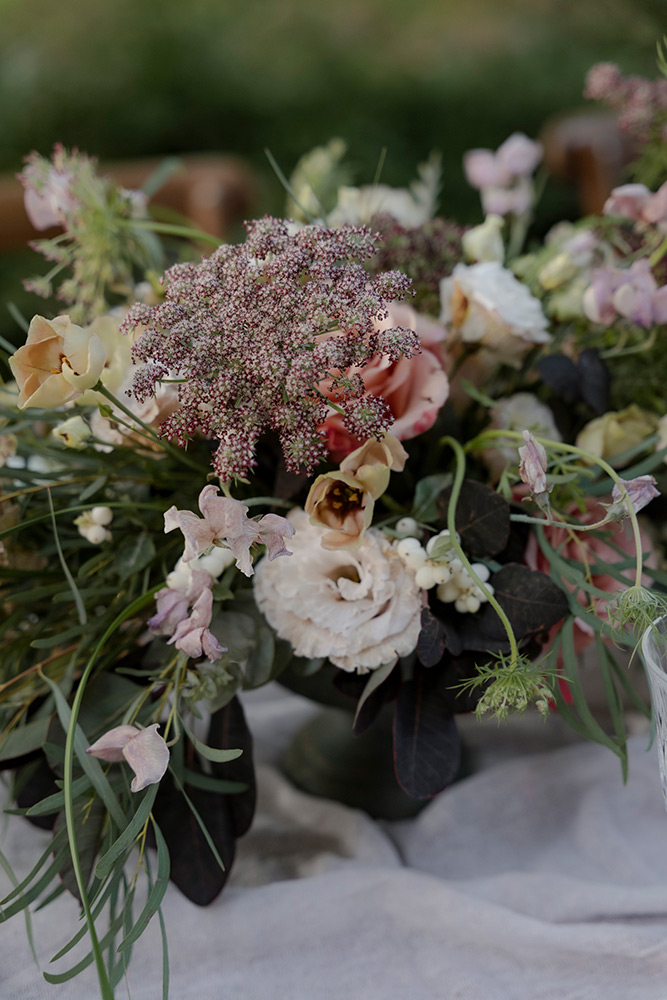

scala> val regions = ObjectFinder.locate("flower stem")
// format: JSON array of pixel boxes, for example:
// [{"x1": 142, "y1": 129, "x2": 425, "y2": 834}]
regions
[{"x1": 440, "y1": 435, "x2": 520, "y2": 664}]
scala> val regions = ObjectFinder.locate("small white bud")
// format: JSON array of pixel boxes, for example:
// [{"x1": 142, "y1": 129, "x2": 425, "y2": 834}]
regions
[
  {"x1": 415, "y1": 565, "x2": 437, "y2": 589},
  {"x1": 455, "y1": 597, "x2": 469, "y2": 614},
  {"x1": 397, "y1": 537, "x2": 424, "y2": 559},
  {"x1": 431, "y1": 564, "x2": 452, "y2": 585},
  {"x1": 90, "y1": 506, "x2": 114, "y2": 526},
  {"x1": 395, "y1": 517, "x2": 419, "y2": 537},
  {"x1": 437, "y1": 581, "x2": 460, "y2": 603},
  {"x1": 85, "y1": 524, "x2": 111, "y2": 545},
  {"x1": 470, "y1": 562, "x2": 490, "y2": 583},
  {"x1": 464, "y1": 594, "x2": 481, "y2": 613}
]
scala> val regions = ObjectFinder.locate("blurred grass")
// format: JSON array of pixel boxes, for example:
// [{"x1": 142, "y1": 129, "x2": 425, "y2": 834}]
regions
[{"x1": 0, "y1": 0, "x2": 663, "y2": 343}]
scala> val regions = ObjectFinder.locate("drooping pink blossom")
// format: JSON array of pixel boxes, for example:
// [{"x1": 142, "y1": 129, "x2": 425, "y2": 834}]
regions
[
  {"x1": 86, "y1": 724, "x2": 170, "y2": 792},
  {"x1": 164, "y1": 485, "x2": 295, "y2": 577},
  {"x1": 583, "y1": 260, "x2": 667, "y2": 329},
  {"x1": 610, "y1": 475, "x2": 660, "y2": 516},
  {"x1": 518, "y1": 430, "x2": 549, "y2": 498},
  {"x1": 168, "y1": 587, "x2": 226, "y2": 661}
]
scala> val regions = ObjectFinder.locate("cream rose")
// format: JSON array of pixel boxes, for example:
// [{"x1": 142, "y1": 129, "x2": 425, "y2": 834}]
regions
[
  {"x1": 439, "y1": 261, "x2": 550, "y2": 367},
  {"x1": 576, "y1": 406, "x2": 658, "y2": 465},
  {"x1": 253, "y1": 510, "x2": 422, "y2": 673},
  {"x1": 9, "y1": 314, "x2": 107, "y2": 409}
]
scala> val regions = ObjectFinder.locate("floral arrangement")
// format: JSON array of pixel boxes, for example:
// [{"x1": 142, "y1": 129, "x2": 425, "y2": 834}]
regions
[{"x1": 3, "y1": 51, "x2": 667, "y2": 997}]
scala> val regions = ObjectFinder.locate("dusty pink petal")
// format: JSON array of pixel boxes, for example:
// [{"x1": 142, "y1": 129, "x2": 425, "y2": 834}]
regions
[
  {"x1": 257, "y1": 513, "x2": 295, "y2": 560},
  {"x1": 518, "y1": 430, "x2": 548, "y2": 495},
  {"x1": 603, "y1": 183, "x2": 651, "y2": 221},
  {"x1": 164, "y1": 506, "x2": 215, "y2": 563},
  {"x1": 148, "y1": 587, "x2": 190, "y2": 635},
  {"x1": 463, "y1": 149, "x2": 504, "y2": 190},
  {"x1": 496, "y1": 133, "x2": 542, "y2": 178},
  {"x1": 122, "y1": 724, "x2": 170, "y2": 793},
  {"x1": 611, "y1": 475, "x2": 659, "y2": 514},
  {"x1": 201, "y1": 628, "x2": 227, "y2": 662},
  {"x1": 86, "y1": 725, "x2": 140, "y2": 763},
  {"x1": 642, "y1": 181, "x2": 667, "y2": 226},
  {"x1": 198, "y1": 486, "x2": 253, "y2": 539}
]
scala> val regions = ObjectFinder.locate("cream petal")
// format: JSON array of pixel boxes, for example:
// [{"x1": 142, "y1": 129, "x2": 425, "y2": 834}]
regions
[
  {"x1": 122, "y1": 724, "x2": 170, "y2": 793},
  {"x1": 86, "y1": 725, "x2": 140, "y2": 763}
]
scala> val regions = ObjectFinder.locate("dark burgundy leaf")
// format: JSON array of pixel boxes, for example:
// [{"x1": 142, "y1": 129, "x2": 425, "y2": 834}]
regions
[
  {"x1": 537, "y1": 354, "x2": 579, "y2": 402},
  {"x1": 151, "y1": 769, "x2": 235, "y2": 906},
  {"x1": 577, "y1": 348, "x2": 610, "y2": 415},
  {"x1": 437, "y1": 480, "x2": 510, "y2": 558},
  {"x1": 393, "y1": 668, "x2": 461, "y2": 798},
  {"x1": 352, "y1": 668, "x2": 400, "y2": 737},
  {"x1": 457, "y1": 563, "x2": 569, "y2": 652},
  {"x1": 332, "y1": 671, "x2": 368, "y2": 701},
  {"x1": 417, "y1": 606, "x2": 447, "y2": 667},
  {"x1": 14, "y1": 758, "x2": 59, "y2": 830},
  {"x1": 208, "y1": 696, "x2": 256, "y2": 838}
]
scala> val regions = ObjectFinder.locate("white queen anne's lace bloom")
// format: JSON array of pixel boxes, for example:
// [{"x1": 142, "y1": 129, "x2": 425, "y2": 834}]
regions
[{"x1": 253, "y1": 510, "x2": 422, "y2": 673}]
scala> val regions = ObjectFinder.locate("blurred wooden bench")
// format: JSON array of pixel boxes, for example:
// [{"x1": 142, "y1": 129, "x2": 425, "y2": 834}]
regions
[
  {"x1": 540, "y1": 111, "x2": 635, "y2": 216},
  {"x1": 0, "y1": 153, "x2": 256, "y2": 251}
]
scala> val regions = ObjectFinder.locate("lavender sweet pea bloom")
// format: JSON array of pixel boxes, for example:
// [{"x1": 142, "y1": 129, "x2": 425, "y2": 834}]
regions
[
  {"x1": 86, "y1": 724, "x2": 170, "y2": 792},
  {"x1": 518, "y1": 430, "x2": 549, "y2": 499},
  {"x1": 610, "y1": 475, "x2": 660, "y2": 516}
]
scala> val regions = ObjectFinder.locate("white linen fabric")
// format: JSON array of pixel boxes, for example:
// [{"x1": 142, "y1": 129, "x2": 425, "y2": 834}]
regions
[{"x1": 2, "y1": 687, "x2": 667, "y2": 1000}]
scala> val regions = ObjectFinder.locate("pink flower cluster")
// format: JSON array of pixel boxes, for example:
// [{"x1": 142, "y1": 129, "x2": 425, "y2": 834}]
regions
[
  {"x1": 125, "y1": 219, "x2": 416, "y2": 481},
  {"x1": 463, "y1": 133, "x2": 542, "y2": 216},
  {"x1": 583, "y1": 260, "x2": 667, "y2": 329},
  {"x1": 585, "y1": 62, "x2": 667, "y2": 142},
  {"x1": 149, "y1": 486, "x2": 294, "y2": 661},
  {"x1": 603, "y1": 182, "x2": 667, "y2": 231}
]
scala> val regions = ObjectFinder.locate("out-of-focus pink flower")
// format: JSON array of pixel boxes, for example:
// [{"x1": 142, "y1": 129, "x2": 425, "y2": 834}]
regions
[
  {"x1": 609, "y1": 475, "x2": 660, "y2": 516},
  {"x1": 86, "y1": 724, "x2": 170, "y2": 793},
  {"x1": 319, "y1": 302, "x2": 449, "y2": 461},
  {"x1": 603, "y1": 183, "x2": 653, "y2": 222},
  {"x1": 524, "y1": 497, "x2": 655, "y2": 656},
  {"x1": 518, "y1": 430, "x2": 549, "y2": 497},
  {"x1": 22, "y1": 164, "x2": 77, "y2": 231},
  {"x1": 464, "y1": 134, "x2": 542, "y2": 190},
  {"x1": 583, "y1": 260, "x2": 667, "y2": 329},
  {"x1": 164, "y1": 485, "x2": 295, "y2": 577}
]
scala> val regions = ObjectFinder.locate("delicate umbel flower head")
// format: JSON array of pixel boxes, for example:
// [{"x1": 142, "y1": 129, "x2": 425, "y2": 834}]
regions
[
  {"x1": 125, "y1": 219, "x2": 415, "y2": 480},
  {"x1": 86, "y1": 724, "x2": 169, "y2": 792}
]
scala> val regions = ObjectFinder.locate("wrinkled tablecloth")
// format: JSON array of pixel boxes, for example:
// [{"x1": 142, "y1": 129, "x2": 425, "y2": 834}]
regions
[{"x1": 2, "y1": 687, "x2": 667, "y2": 1000}]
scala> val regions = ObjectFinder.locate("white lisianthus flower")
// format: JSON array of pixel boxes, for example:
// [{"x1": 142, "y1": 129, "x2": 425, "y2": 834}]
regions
[
  {"x1": 253, "y1": 510, "x2": 422, "y2": 673},
  {"x1": 439, "y1": 262, "x2": 550, "y2": 367}
]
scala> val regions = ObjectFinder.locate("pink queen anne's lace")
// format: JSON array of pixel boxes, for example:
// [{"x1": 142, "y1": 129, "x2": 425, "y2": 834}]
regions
[{"x1": 124, "y1": 218, "x2": 416, "y2": 480}]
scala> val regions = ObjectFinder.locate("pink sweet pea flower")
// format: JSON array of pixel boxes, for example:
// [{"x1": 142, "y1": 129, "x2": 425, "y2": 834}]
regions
[
  {"x1": 86, "y1": 724, "x2": 169, "y2": 792},
  {"x1": 168, "y1": 588, "x2": 226, "y2": 661},
  {"x1": 22, "y1": 164, "x2": 77, "y2": 231},
  {"x1": 610, "y1": 475, "x2": 660, "y2": 516},
  {"x1": 164, "y1": 485, "x2": 294, "y2": 577},
  {"x1": 518, "y1": 430, "x2": 549, "y2": 497}
]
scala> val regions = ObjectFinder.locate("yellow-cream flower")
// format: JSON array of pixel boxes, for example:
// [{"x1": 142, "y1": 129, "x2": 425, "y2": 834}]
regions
[
  {"x1": 9, "y1": 314, "x2": 106, "y2": 409},
  {"x1": 576, "y1": 406, "x2": 658, "y2": 465}
]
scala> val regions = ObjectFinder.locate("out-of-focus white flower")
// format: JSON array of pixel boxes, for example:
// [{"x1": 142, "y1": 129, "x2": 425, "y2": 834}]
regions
[
  {"x1": 462, "y1": 215, "x2": 505, "y2": 263},
  {"x1": 254, "y1": 510, "x2": 422, "y2": 673},
  {"x1": 576, "y1": 406, "x2": 658, "y2": 465},
  {"x1": 52, "y1": 414, "x2": 91, "y2": 450},
  {"x1": 483, "y1": 393, "x2": 560, "y2": 480},
  {"x1": 440, "y1": 262, "x2": 550, "y2": 367},
  {"x1": 86, "y1": 724, "x2": 169, "y2": 792}
]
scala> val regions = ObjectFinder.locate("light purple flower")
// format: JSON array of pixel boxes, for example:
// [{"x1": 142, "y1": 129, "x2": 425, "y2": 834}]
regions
[
  {"x1": 518, "y1": 430, "x2": 549, "y2": 497},
  {"x1": 164, "y1": 485, "x2": 294, "y2": 577},
  {"x1": 168, "y1": 587, "x2": 226, "y2": 661},
  {"x1": 86, "y1": 724, "x2": 169, "y2": 792},
  {"x1": 22, "y1": 164, "x2": 77, "y2": 231},
  {"x1": 481, "y1": 179, "x2": 533, "y2": 218},
  {"x1": 583, "y1": 261, "x2": 667, "y2": 329},
  {"x1": 495, "y1": 133, "x2": 543, "y2": 178},
  {"x1": 464, "y1": 134, "x2": 542, "y2": 192},
  {"x1": 602, "y1": 183, "x2": 652, "y2": 222},
  {"x1": 610, "y1": 475, "x2": 660, "y2": 516},
  {"x1": 463, "y1": 149, "x2": 504, "y2": 190}
]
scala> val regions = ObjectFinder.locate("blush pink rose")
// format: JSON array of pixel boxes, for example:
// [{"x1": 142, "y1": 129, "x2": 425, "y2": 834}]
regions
[
  {"x1": 320, "y1": 302, "x2": 449, "y2": 461},
  {"x1": 523, "y1": 497, "x2": 655, "y2": 658}
]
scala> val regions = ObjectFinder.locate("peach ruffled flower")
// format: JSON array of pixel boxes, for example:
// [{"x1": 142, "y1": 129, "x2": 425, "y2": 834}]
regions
[
  {"x1": 320, "y1": 302, "x2": 449, "y2": 461},
  {"x1": 9, "y1": 314, "x2": 107, "y2": 409}
]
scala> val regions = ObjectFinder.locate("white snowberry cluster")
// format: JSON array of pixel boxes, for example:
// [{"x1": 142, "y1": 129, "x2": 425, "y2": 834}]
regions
[
  {"x1": 74, "y1": 506, "x2": 114, "y2": 544},
  {"x1": 394, "y1": 528, "x2": 494, "y2": 614}
]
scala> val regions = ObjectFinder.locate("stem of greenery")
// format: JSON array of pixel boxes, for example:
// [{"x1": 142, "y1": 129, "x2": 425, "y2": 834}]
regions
[{"x1": 440, "y1": 435, "x2": 520, "y2": 664}]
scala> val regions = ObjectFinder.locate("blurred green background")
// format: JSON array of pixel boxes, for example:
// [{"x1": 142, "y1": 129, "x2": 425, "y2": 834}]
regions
[{"x1": 1, "y1": 0, "x2": 663, "y2": 218}]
